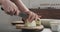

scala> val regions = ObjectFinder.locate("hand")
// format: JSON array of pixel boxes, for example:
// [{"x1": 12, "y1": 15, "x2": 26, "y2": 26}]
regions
[
  {"x1": 24, "y1": 11, "x2": 41, "y2": 22},
  {"x1": 1, "y1": 0, "x2": 20, "y2": 15}
]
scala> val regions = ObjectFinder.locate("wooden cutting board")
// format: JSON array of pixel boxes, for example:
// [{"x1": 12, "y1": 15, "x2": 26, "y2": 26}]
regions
[{"x1": 16, "y1": 24, "x2": 44, "y2": 30}]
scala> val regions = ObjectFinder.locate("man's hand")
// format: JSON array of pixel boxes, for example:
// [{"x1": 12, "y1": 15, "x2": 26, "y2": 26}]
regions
[
  {"x1": 25, "y1": 11, "x2": 41, "y2": 22},
  {"x1": 1, "y1": 0, "x2": 20, "y2": 15}
]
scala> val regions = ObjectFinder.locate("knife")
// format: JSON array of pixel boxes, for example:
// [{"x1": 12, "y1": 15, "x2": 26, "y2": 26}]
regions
[{"x1": 1, "y1": 7, "x2": 28, "y2": 19}]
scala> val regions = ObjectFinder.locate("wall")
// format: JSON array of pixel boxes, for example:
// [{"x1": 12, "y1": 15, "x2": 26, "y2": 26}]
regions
[{"x1": 22, "y1": 0, "x2": 60, "y2": 9}]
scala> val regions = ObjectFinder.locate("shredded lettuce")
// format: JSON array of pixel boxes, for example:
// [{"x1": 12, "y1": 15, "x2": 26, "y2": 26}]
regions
[{"x1": 25, "y1": 18, "x2": 41, "y2": 27}]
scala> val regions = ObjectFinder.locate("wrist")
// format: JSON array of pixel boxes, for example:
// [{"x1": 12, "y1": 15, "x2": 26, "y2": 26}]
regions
[
  {"x1": 24, "y1": 11, "x2": 32, "y2": 14},
  {"x1": 23, "y1": 10, "x2": 30, "y2": 13}
]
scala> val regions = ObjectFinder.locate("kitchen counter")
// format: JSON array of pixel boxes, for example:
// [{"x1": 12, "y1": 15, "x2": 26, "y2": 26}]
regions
[{"x1": 41, "y1": 28, "x2": 52, "y2": 32}]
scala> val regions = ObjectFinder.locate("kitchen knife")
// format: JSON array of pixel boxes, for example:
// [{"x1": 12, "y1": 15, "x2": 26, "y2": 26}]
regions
[{"x1": 1, "y1": 7, "x2": 28, "y2": 18}]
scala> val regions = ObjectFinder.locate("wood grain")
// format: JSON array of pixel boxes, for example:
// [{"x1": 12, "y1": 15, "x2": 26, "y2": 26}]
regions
[{"x1": 30, "y1": 8, "x2": 60, "y2": 19}]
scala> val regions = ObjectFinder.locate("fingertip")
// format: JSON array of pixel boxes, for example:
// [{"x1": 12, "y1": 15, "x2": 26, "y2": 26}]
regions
[{"x1": 15, "y1": 10, "x2": 20, "y2": 16}]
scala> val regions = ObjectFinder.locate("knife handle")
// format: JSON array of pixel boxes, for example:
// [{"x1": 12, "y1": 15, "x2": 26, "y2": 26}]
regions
[{"x1": 19, "y1": 13, "x2": 28, "y2": 18}]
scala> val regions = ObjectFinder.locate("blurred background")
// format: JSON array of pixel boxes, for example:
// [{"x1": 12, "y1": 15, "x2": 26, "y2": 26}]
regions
[{"x1": 0, "y1": 0, "x2": 60, "y2": 32}]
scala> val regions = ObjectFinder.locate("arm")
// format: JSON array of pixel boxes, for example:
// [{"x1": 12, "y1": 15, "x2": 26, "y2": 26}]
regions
[
  {"x1": 11, "y1": 0, "x2": 30, "y2": 13},
  {"x1": 11, "y1": 0, "x2": 41, "y2": 22}
]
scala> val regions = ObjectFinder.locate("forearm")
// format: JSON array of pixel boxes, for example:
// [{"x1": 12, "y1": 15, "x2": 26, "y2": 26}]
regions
[{"x1": 11, "y1": 0, "x2": 30, "y2": 13}]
